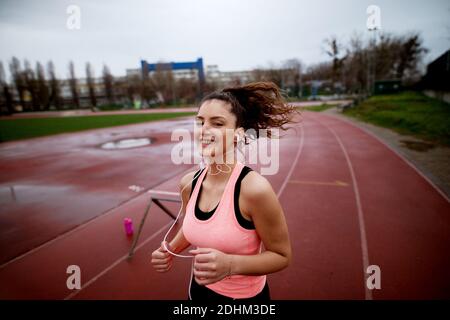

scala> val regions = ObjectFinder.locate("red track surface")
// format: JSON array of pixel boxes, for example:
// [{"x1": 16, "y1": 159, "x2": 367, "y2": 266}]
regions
[{"x1": 0, "y1": 112, "x2": 449, "y2": 299}]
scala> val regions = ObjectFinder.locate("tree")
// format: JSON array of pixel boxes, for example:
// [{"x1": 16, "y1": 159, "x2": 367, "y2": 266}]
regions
[
  {"x1": 251, "y1": 63, "x2": 284, "y2": 89},
  {"x1": 343, "y1": 33, "x2": 369, "y2": 93},
  {"x1": 151, "y1": 63, "x2": 176, "y2": 105},
  {"x1": 140, "y1": 68, "x2": 154, "y2": 107},
  {"x1": 282, "y1": 58, "x2": 303, "y2": 97},
  {"x1": 323, "y1": 35, "x2": 347, "y2": 88},
  {"x1": 23, "y1": 60, "x2": 40, "y2": 111},
  {"x1": 102, "y1": 64, "x2": 115, "y2": 104},
  {"x1": 124, "y1": 74, "x2": 140, "y2": 107},
  {"x1": 68, "y1": 61, "x2": 80, "y2": 108},
  {"x1": 336, "y1": 31, "x2": 428, "y2": 94},
  {"x1": 36, "y1": 62, "x2": 50, "y2": 110},
  {"x1": 304, "y1": 61, "x2": 333, "y2": 81},
  {"x1": 0, "y1": 61, "x2": 14, "y2": 114},
  {"x1": 47, "y1": 61, "x2": 62, "y2": 110},
  {"x1": 395, "y1": 33, "x2": 428, "y2": 83},
  {"x1": 9, "y1": 57, "x2": 26, "y2": 110},
  {"x1": 176, "y1": 77, "x2": 198, "y2": 104},
  {"x1": 85, "y1": 62, "x2": 97, "y2": 108},
  {"x1": 372, "y1": 33, "x2": 397, "y2": 81}
]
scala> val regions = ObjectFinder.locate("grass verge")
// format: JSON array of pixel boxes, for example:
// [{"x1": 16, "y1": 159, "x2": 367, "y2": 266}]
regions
[
  {"x1": 0, "y1": 112, "x2": 196, "y2": 142},
  {"x1": 343, "y1": 91, "x2": 450, "y2": 146}
]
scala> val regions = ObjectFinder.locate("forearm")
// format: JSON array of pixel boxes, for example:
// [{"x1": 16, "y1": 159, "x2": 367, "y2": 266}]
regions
[
  {"x1": 168, "y1": 228, "x2": 191, "y2": 254},
  {"x1": 229, "y1": 250, "x2": 290, "y2": 276}
]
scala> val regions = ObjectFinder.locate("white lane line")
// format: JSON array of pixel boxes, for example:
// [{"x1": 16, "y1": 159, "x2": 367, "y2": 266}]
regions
[
  {"x1": 277, "y1": 124, "x2": 305, "y2": 198},
  {"x1": 64, "y1": 221, "x2": 172, "y2": 300},
  {"x1": 314, "y1": 116, "x2": 373, "y2": 300},
  {"x1": 322, "y1": 112, "x2": 450, "y2": 203}
]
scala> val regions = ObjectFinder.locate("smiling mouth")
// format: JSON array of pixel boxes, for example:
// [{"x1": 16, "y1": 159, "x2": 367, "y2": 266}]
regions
[{"x1": 201, "y1": 136, "x2": 216, "y2": 147}]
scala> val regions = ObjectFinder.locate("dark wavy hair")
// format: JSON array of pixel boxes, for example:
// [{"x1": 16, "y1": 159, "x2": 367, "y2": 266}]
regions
[{"x1": 199, "y1": 81, "x2": 300, "y2": 142}]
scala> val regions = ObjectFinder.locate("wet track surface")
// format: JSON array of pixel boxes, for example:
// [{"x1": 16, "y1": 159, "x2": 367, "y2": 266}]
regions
[{"x1": 0, "y1": 112, "x2": 449, "y2": 299}]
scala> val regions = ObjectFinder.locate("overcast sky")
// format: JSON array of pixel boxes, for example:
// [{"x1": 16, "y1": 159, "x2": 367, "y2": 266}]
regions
[{"x1": 0, "y1": 0, "x2": 449, "y2": 80}]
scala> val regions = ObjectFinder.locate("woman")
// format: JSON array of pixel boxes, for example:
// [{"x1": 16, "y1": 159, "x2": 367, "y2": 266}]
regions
[{"x1": 151, "y1": 81, "x2": 298, "y2": 301}]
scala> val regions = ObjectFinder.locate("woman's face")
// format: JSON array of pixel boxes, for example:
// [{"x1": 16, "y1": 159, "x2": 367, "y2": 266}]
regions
[{"x1": 195, "y1": 99, "x2": 240, "y2": 164}]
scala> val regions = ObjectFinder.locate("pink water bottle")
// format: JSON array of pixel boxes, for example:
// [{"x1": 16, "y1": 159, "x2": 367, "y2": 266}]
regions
[{"x1": 124, "y1": 218, "x2": 133, "y2": 236}]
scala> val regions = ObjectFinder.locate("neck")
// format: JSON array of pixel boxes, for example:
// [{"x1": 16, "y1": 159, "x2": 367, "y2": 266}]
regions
[{"x1": 205, "y1": 157, "x2": 238, "y2": 183}]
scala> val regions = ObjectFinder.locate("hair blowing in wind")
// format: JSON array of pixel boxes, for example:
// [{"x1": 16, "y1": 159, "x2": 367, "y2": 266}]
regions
[{"x1": 200, "y1": 81, "x2": 301, "y2": 140}]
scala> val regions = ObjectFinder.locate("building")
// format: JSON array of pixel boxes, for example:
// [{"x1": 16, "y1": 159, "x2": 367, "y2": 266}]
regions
[
  {"x1": 422, "y1": 49, "x2": 450, "y2": 103},
  {"x1": 206, "y1": 65, "x2": 254, "y2": 87}
]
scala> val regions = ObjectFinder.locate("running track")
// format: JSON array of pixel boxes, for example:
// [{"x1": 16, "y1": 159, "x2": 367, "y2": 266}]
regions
[{"x1": 0, "y1": 111, "x2": 449, "y2": 299}]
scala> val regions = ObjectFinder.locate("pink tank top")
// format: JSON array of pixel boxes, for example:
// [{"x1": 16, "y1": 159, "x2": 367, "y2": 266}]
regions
[{"x1": 182, "y1": 162, "x2": 266, "y2": 299}]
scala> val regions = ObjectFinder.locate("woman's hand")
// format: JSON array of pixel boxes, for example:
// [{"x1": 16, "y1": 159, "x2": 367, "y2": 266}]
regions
[
  {"x1": 151, "y1": 241, "x2": 173, "y2": 273},
  {"x1": 189, "y1": 248, "x2": 233, "y2": 285}
]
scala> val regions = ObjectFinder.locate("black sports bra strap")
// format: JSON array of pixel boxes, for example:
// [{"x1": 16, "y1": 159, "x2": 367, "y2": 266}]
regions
[
  {"x1": 189, "y1": 168, "x2": 204, "y2": 199},
  {"x1": 234, "y1": 166, "x2": 255, "y2": 230}
]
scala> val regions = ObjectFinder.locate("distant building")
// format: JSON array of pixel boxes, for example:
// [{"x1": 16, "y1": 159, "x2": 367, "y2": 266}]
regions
[
  {"x1": 126, "y1": 67, "x2": 198, "y2": 81},
  {"x1": 206, "y1": 65, "x2": 254, "y2": 86},
  {"x1": 127, "y1": 62, "x2": 255, "y2": 88},
  {"x1": 422, "y1": 49, "x2": 450, "y2": 103}
]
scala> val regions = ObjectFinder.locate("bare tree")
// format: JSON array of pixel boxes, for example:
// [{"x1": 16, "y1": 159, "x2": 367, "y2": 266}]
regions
[
  {"x1": 140, "y1": 72, "x2": 155, "y2": 107},
  {"x1": 0, "y1": 61, "x2": 14, "y2": 114},
  {"x1": 304, "y1": 61, "x2": 333, "y2": 81},
  {"x1": 338, "y1": 31, "x2": 428, "y2": 93},
  {"x1": 68, "y1": 61, "x2": 80, "y2": 108},
  {"x1": 124, "y1": 74, "x2": 140, "y2": 107},
  {"x1": 9, "y1": 57, "x2": 26, "y2": 110},
  {"x1": 251, "y1": 64, "x2": 284, "y2": 89},
  {"x1": 202, "y1": 79, "x2": 219, "y2": 96},
  {"x1": 23, "y1": 60, "x2": 40, "y2": 111},
  {"x1": 323, "y1": 35, "x2": 347, "y2": 88},
  {"x1": 36, "y1": 62, "x2": 50, "y2": 110},
  {"x1": 176, "y1": 77, "x2": 198, "y2": 104},
  {"x1": 85, "y1": 62, "x2": 97, "y2": 108},
  {"x1": 282, "y1": 58, "x2": 303, "y2": 97},
  {"x1": 102, "y1": 64, "x2": 115, "y2": 104},
  {"x1": 47, "y1": 61, "x2": 62, "y2": 110},
  {"x1": 395, "y1": 33, "x2": 428, "y2": 83},
  {"x1": 343, "y1": 33, "x2": 369, "y2": 93},
  {"x1": 252, "y1": 68, "x2": 269, "y2": 82},
  {"x1": 151, "y1": 63, "x2": 176, "y2": 105},
  {"x1": 372, "y1": 33, "x2": 396, "y2": 81}
]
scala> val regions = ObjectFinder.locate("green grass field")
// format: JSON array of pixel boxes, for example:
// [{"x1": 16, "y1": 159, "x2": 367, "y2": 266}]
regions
[
  {"x1": 0, "y1": 112, "x2": 196, "y2": 142},
  {"x1": 344, "y1": 91, "x2": 450, "y2": 146}
]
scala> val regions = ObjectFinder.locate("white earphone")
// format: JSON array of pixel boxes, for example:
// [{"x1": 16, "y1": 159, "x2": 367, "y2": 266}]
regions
[{"x1": 161, "y1": 149, "x2": 237, "y2": 258}]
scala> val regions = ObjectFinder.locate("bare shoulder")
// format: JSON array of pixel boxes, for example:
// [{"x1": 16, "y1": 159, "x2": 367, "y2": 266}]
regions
[
  {"x1": 179, "y1": 170, "x2": 197, "y2": 189},
  {"x1": 179, "y1": 170, "x2": 198, "y2": 199},
  {"x1": 240, "y1": 169, "x2": 275, "y2": 201}
]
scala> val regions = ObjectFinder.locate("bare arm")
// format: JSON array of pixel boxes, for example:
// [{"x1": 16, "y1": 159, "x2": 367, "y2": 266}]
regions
[
  {"x1": 151, "y1": 170, "x2": 196, "y2": 272},
  {"x1": 229, "y1": 172, "x2": 292, "y2": 275},
  {"x1": 166, "y1": 170, "x2": 196, "y2": 254}
]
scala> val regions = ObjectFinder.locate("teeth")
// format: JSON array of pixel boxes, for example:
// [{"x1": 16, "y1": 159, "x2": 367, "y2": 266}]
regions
[{"x1": 201, "y1": 137, "x2": 215, "y2": 144}]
